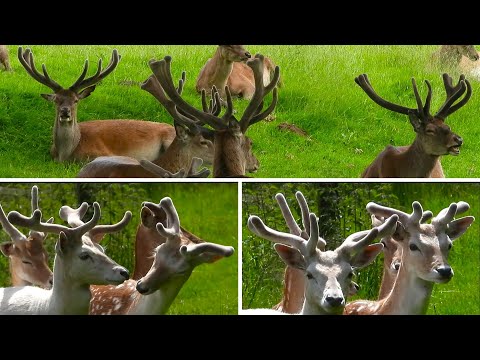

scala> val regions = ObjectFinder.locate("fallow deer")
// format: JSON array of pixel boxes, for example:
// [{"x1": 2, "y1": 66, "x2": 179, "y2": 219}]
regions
[
  {"x1": 196, "y1": 45, "x2": 279, "y2": 100},
  {"x1": 241, "y1": 191, "x2": 398, "y2": 315},
  {"x1": 89, "y1": 197, "x2": 235, "y2": 315},
  {"x1": 0, "y1": 202, "x2": 130, "y2": 314},
  {"x1": 0, "y1": 186, "x2": 53, "y2": 289},
  {"x1": 0, "y1": 45, "x2": 11, "y2": 71},
  {"x1": 18, "y1": 47, "x2": 177, "y2": 163},
  {"x1": 344, "y1": 201, "x2": 474, "y2": 315},
  {"x1": 357, "y1": 73, "x2": 471, "y2": 177},
  {"x1": 75, "y1": 72, "x2": 214, "y2": 178},
  {"x1": 151, "y1": 54, "x2": 279, "y2": 177}
]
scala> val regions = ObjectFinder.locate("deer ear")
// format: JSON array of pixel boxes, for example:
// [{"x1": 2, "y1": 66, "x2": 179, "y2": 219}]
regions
[
  {"x1": 274, "y1": 244, "x2": 306, "y2": 271},
  {"x1": 78, "y1": 85, "x2": 96, "y2": 99},
  {"x1": 408, "y1": 111, "x2": 422, "y2": 132},
  {"x1": 0, "y1": 242, "x2": 14, "y2": 256},
  {"x1": 41, "y1": 93, "x2": 55, "y2": 102},
  {"x1": 55, "y1": 232, "x2": 69, "y2": 255},
  {"x1": 140, "y1": 206, "x2": 156, "y2": 228},
  {"x1": 175, "y1": 125, "x2": 189, "y2": 141},
  {"x1": 447, "y1": 216, "x2": 475, "y2": 240},
  {"x1": 392, "y1": 222, "x2": 408, "y2": 242},
  {"x1": 350, "y1": 243, "x2": 384, "y2": 268}
]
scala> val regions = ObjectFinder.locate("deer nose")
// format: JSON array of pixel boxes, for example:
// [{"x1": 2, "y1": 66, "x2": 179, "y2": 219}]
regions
[
  {"x1": 436, "y1": 266, "x2": 453, "y2": 279},
  {"x1": 325, "y1": 296, "x2": 344, "y2": 307},
  {"x1": 454, "y1": 135, "x2": 463, "y2": 145},
  {"x1": 49, "y1": 277, "x2": 54, "y2": 286},
  {"x1": 475, "y1": 54, "x2": 480, "y2": 61},
  {"x1": 114, "y1": 266, "x2": 129, "y2": 280},
  {"x1": 245, "y1": 52, "x2": 251, "y2": 58},
  {"x1": 136, "y1": 280, "x2": 149, "y2": 294}
]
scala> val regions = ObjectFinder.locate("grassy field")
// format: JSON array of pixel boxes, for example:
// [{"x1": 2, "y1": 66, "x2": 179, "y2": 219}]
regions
[
  {"x1": 0, "y1": 182, "x2": 237, "y2": 314},
  {"x1": 242, "y1": 182, "x2": 480, "y2": 315},
  {"x1": 1, "y1": 45, "x2": 478, "y2": 177}
]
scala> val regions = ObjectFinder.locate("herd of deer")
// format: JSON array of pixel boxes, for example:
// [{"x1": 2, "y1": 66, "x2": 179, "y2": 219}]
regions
[
  {"x1": 1, "y1": 44, "x2": 479, "y2": 177},
  {"x1": 0, "y1": 185, "x2": 234, "y2": 314},
  {"x1": 242, "y1": 191, "x2": 474, "y2": 315}
]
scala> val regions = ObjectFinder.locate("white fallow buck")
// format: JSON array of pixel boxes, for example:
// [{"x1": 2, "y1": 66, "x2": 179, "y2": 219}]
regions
[
  {"x1": 344, "y1": 201, "x2": 474, "y2": 315},
  {"x1": 0, "y1": 185, "x2": 53, "y2": 289},
  {"x1": 241, "y1": 191, "x2": 398, "y2": 315},
  {"x1": 17, "y1": 47, "x2": 178, "y2": 163},
  {"x1": 357, "y1": 73, "x2": 471, "y2": 178},
  {"x1": 85, "y1": 197, "x2": 234, "y2": 314},
  {"x1": 0, "y1": 202, "x2": 131, "y2": 314}
]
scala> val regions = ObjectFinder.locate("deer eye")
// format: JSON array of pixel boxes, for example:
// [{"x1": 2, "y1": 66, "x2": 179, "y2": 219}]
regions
[
  {"x1": 200, "y1": 140, "x2": 209, "y2": 146},
  {"x1": 78, "y1": 253, "x2": 91, "y2": 261},
  {"x1": 22, "y1": 260, "x2": 33, "y2": 265},
  {"x1": 347, "y1": 271, "x2": 354, "y2": 279},
  {"x1": 409, "y1": 243, "x2": 419, "y2": 251},
  {"x1": 306, "y1": 273, "x2": 313, "y2": 280}
]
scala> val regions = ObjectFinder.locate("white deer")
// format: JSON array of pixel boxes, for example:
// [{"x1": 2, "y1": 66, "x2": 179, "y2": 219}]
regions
[
  {"x1": 0, "y1": 202, "x2": 131, "y2": 315},
  {"x1": 241, "y1": 191, "x2": 398, "y2": 315}
]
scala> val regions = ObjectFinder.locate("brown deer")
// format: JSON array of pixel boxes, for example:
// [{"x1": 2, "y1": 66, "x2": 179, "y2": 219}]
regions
[
  {"x1": 152, "y1": 54, "x2": 280, "y2": 177},
  {"x1": 18, "y1": 47, "x2": 177, "y2": 163},
  {"x1": 196, "y1": 45, "x2": 279, "y2": 100},
  {"x1": 433, "y1": 45, "x2": 480, "y2": 75},
  {"x1": 344, "y1": 201, "x2": 474, "y2": 315},
  {"x1": 76, "y1": 72, "x2": 214, "y2": 178},
  {"x1": 0, "y1": 45, "x2": 11, "y2": 71},
  {"x1": 357, "y1": 73, "x2": 471, "y2": 178},
  {"x1": 0, "y1": 185, "x2": 53, "y2": 289}
]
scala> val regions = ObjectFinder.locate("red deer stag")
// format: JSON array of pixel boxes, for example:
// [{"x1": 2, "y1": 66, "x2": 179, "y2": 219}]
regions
[
  {"x1": 196, "y1": 45, "x2": 279, "y2": 100},
  {"x1": 357, "y1": 73, "x2": 471, "y2": 177},
  {"x1": 152, "y1": 54, "x2": 280, "y2": 177},
  {"x1": 18, "y1": 47, "x2": 177, "y2": 162}
]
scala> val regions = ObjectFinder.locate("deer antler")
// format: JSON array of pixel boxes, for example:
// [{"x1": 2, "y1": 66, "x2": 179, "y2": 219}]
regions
[
  {"x1": 28, "y1": 185, "x2": 54, "y2": 241},
  {"x1": 187, "y1": 158, "x2": 210, "y2": 178},
  {"x1": 0, "y1": 204, "x2": 26, "y2": 243},
  {"x1": 435, "y1": 74, "x2": 472, "y2": 119},
  {"x1": 155, "y1": 197, "x2": 182, "y2": 247},
  {"x1": 17, "y1": 47, "x2": 63, "y2": 92},
  {"x1": 139, "y1": 160, "x2": 187, "y2": 178}
]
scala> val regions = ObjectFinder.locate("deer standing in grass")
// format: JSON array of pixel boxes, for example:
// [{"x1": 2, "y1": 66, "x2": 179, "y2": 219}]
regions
[
  {"x1": 0, "y1": 45, "x2": 11, "y2": 71},
  {"x1": 0, "y1": 202, "x2": 130, "y2": 314},
  {"x1": 344, "y1": 201, "x2": 474, "y2": 315},
  {"x1": 357, "y1": 73, "x2": 471, "y2": 178},
  {"x1": 76, "y1": 70, "x2": 214, "y2": 178},
  {"x1": 152, "y1": 54, "x2": 279, "y2": 177},
  {"x1": 242, "y1": 191, "x2": 398, "y2": 315},
  {"x1": 18, "y1": 47, "x2": 178, "y2": 163},
  {"x1": 0, "y1": 186, "x2": 53, "y2": 289},
  {"x1": 89, "y1": 197, "x2": 234, "y2": 315},
  {"x1": 196, "y1": 45, "x2": 279, "y2": 100}
]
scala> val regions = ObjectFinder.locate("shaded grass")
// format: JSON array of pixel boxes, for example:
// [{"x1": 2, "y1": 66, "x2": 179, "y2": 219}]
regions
[{"x1": 1, "y1": 45, "x2": 479, "y2": 177}]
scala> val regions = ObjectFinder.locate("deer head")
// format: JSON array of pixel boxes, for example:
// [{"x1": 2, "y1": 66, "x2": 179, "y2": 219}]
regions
[
  {"x1": 440, "y1": 45, "x2": 479, "y2": 63},
  {"x1": 136, "y1": 197, "x2": 235, "y2": 295},
  {"x1": 8, "y1": 202, "x2": 130, "y2": 286},
  {"x1": 366, "y1": 201, "x2": 474, "y2": 284},
  {"x1": 356, "y1": 73, "x2": 471, "y2": 157},
  {"x1": 147, "y1": 54, "x2": 279, "y2": 177},
  {"x1": 218, "y1": 45, "x2": 252, "y2": 62},
  {"x1": 18, "y1": 47, "x2": 120, "y2": 126},
  {"x1": 247, "y1": 192, "x2": 398, "y2": 314},
  {"x1": 0, "y1": 186, "x2": 53, "y2": 289}
]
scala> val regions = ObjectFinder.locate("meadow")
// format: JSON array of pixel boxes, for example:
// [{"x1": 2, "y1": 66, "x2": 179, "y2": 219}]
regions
[
  {"x1": 1, "y1": 45, "x2": 478, "y2": 178},
  {"x1": 242, "y1": 182, "x2": 480, "y2": 315},
  {"x1": 0, "y1": 182, "x2": 238, "y2": 314}
]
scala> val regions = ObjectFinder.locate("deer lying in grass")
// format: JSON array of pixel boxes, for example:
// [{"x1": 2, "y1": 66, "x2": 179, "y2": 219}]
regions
[
  {"x1": 0, "y1": 45, "x2": 11, "y2": 71},
  {"x1": 0, "y1": 186, "x2": 53, "y2": 289},
  {"x1": 18, "y1": 47, "x2": 177, "y2": 162},
  {"x1": 89, "y1": 197, "x2": 234, "y2": 315},
  {"x1": 357, "y1": 73, "x2": 471, "y2": 177},
  {"x1": 241, "y1": 191, "x2": 398, "y2": 315},
  {"x1": 196, "y1": 45, "x2": 279, "y2": 100},
  {"x1": 0, "y1": 202, "x2": 130, "y2": 314},
  {"x1": 344, "y1": 201, "x2": 474, "y2": 315},
  {"x1": 76, "y1": 71, "x2": 214, "y2": 178},
  {"x1": 433, "y1": 45, "x2": 480, "y2": 78},
  {"x1": 151, "y1": 54, "x2": 280, "y2": 177}
]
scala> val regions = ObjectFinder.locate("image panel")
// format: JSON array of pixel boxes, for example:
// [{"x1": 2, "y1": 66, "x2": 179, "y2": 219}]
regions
[
  {"x1": 242, "y1": 182, "x2": 479, "y2": 315},
  {"x1": 0, "y1": 182, "x2": 237, "y2": 314}
]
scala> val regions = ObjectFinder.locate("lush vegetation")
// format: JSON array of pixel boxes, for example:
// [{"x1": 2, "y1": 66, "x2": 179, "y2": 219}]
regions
[
  {"x1": 0, "y1": 183, "x2": 237, "y2": 314},
  {"x1": 242, "y1": 183, "x2": 480, "y2": 314},
  {"x1": 1, "y1": 45, "x2": 478, "y2": 177}
]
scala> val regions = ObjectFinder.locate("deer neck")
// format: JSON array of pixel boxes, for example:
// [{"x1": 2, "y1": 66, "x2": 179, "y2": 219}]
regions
[
  {"x1": 50, "y1": 257, "x2": 91, "y2": 314},
  {"x1": 278, "y1": 267, "x2": 306, "y2": 313},
  {"x1": 133, "y1": 225, "x2": 165, "y2": 280},
  {"x1": 208, "y1": 49, "x2": 234, "y2": 90},
  {"x1": 377, "y1": 258, "x2": 395, "y2": 300},
  {"x1": 153, "y1": 138, "x2": 192, "y2": 172},
  {"x1": 53, "y1": 108, "x2": 81, "y2": 162},
  {"x1": 128, "y1": 273, "x2": 192, "y2": 315},
  {"x1": 379, "y1": 260, "x2": 434, "y2": 315},
  {"x1": 9, "y1": 261, "x2": 31, "y2": 287},
  {"x1": 403, "y1": 138, "x2": 441, "y2": 177},
  {"x1": 213, "y1": 131, "x2": 246, "y2": 177}
]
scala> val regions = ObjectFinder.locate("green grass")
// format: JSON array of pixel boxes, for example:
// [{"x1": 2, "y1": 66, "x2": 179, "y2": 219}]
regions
[
  {"x1": 1, "y1": 45, "x2": 478, "y2": 177},
  {"x1": 242, "y1": 183, "x2": 480, "y2": 315},
  {"x1": 0, "y1": 183, "x2": 237, "y2": 314}
]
